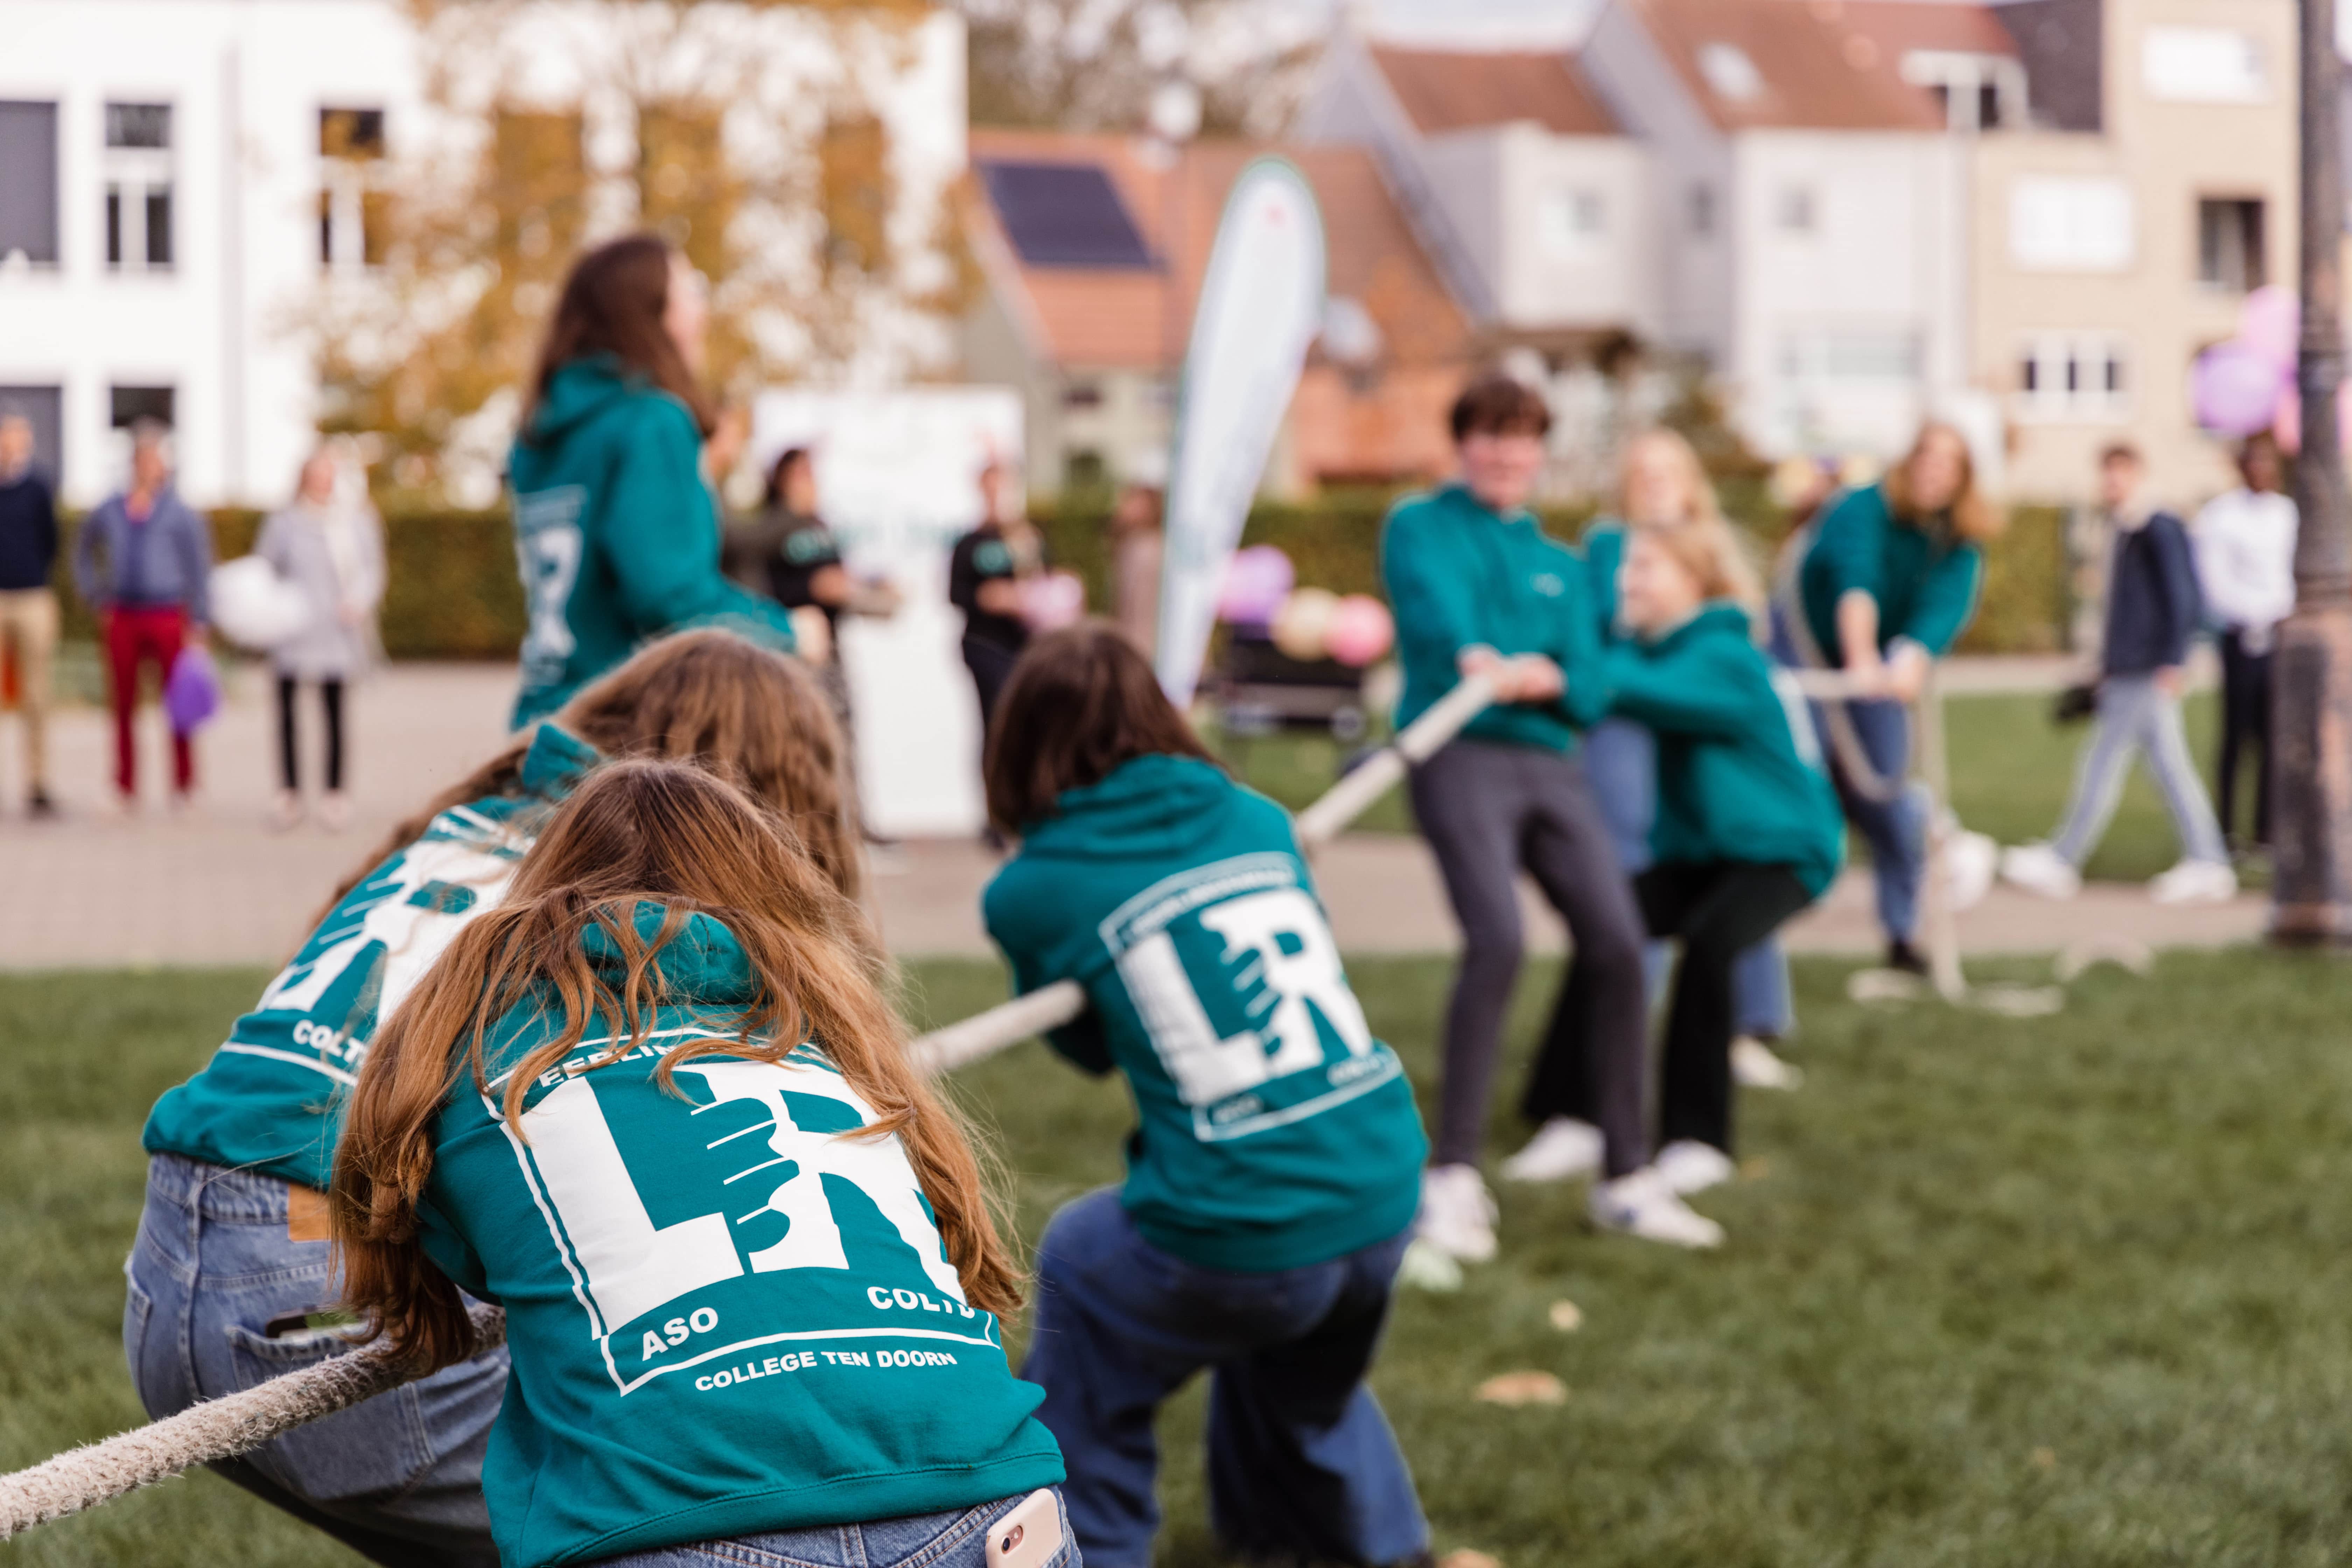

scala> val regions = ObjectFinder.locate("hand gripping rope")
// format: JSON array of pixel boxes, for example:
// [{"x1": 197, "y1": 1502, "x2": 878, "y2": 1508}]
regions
[{"x1": 0, "y1": 673, "x2": 1501, "y2": 1539}]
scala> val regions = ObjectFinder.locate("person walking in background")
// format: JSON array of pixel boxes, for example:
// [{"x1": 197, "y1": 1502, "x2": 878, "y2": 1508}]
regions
[
  {"x1": 1785, "y1": 421, "x2": 1998, "y2": 974},
  {"x1": 75, "y1": 422, "x2": 212, "y2": 808},
  {"x1": 949, "y1": 458, "x2": 1044, "y2": 732},
  {"x1": 2194, "y1": 434, "x2": 2296, "y2": 853},
  {"x1": 1105, "y1": 481, "x2": 1163, "y2": 656},
  {"x1": 1513, "y1": 432, "x2": 1797, "y2": 1197},
  {"x1": 257, "y1": 445, "x2": 384, "y2": 833},
  {"x1": 1383, "y1": 374, "x2": 1716, "y2": 1258},
  {"x1": 1590, "y1": 520, "x2": 1842, "y2": 1204},
  {"x1": 0, "y1": 413, "x2": 60, "y2": 816},
  {"x1": 506, "y1": 233, "x2": 797, "y2": 728},
  {"x1": 2002, "y1": 444, "x2": 2235, "y2": 905}
]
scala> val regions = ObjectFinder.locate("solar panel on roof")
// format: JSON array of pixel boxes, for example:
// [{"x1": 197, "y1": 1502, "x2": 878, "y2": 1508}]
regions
[{"x1": 978, "y1": 159, "x2": 1156, "y2": 270}]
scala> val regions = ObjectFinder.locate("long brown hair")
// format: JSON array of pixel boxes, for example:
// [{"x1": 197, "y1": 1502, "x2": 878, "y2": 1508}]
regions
[
  {"x1": 522, "y1": 233, "x2": 713, "y2": 438},
  {"x1": 983, "y1": 622, "x2": 1218, "y2": 834},
  {"x1": 332, "y1": 760, "x2": 1021, "y2": 1372},
  {"x1": 326, "y1": 630, "x2": 862, "y2": 917},
  {"x1": 1884, "y1": 420, "x2": 2003, "y2": 543}
]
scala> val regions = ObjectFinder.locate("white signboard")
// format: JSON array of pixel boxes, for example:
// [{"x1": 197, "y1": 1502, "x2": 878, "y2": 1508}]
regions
[
  {"x1": 1156, "y1": 158, "x2": 1328, "y2": 706},
  {"x1": 748, "y1": 388, "x2": 1023, "y2": 839}
]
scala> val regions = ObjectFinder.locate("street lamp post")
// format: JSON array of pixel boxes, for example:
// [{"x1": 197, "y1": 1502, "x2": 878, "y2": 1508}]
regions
[{"x1": 2274, "y1": 0, "x2": 2352, "y2": 943}]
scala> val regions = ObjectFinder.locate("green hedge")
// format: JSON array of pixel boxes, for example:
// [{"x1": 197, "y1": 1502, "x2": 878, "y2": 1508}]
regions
[{"x1": 48, "y1": 496, "x2": 2072, "y2": 661}]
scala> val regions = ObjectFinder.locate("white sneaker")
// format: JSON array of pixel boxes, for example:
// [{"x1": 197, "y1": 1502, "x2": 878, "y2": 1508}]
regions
[
  {"x1": 1589, "y1": 1167, "x2": 1723, "y2": 1248},
  {"x1": 2000, "y1": 841, "x2": 2081, "y2": 899},
  {"x1": 1653, "y1": 1139, "x2": 1737, "y2": 1195},
  {"x1": 1415, "y1": 1163, "x2": 1499, "y2": 1263},
  {"x1": 1731, "y1": 1035, "x2": 1803, "y2": 1090},
  {"x1": 1499, "y1": 1117, "x2": 1604, "y2": 1184},
  {"x1": 2149, "y1": 859, "x2": 2236, "y2": 905},
  {"x1": 1944, "y1": 827, "x2": 1999, "y2": 911}
]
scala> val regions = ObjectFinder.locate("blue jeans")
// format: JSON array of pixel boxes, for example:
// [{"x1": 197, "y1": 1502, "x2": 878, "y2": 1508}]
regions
[
  {"x1": 589, "y1": 1491, "x2": 1078, "y2": 1568},
  {"x1": 122, "y1": 1154, "x2": 509, "y2": 1567},
  {"x1": 1582, "y1": 716, "x2": 1793, "y2": 1038},
  {"x1": 1769, "y1": 614, "x2": 1927, "y2": 944},
  {"x1": 2051, "y1": 674, "x2": 2229, "y2": 868},
  {"x1": 1024, "y1": 1189, "x2": 1426, "y2": 1568}
]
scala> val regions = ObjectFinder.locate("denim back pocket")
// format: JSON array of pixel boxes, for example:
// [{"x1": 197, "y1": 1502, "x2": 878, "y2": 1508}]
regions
[{"x1": 223, "y1": 1321, "x2": 434, "y2": 1502}]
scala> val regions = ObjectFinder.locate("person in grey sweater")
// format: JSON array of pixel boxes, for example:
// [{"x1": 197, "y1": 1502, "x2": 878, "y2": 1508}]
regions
[{"x1": 255, "y1": 447, "x2": 384, "y2": 831}]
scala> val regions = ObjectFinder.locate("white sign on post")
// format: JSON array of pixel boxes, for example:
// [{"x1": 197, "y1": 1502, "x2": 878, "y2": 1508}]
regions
[{"x1": 748, "y1": 388, "x2": 1023, "y2": 839}]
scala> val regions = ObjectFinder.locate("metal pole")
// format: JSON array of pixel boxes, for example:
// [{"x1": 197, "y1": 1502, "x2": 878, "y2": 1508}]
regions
[{"x1": 2273, "y1": 0, "x2": 2352, "y2": 944}]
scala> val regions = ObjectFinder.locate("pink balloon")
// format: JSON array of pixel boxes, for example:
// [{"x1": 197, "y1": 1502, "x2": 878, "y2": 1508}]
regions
[
  {"x1": 2274, "y1": 382, "x2": 2301, "y2": 453},
  {"x1": 1325, "y1": 594, "x2": 1395, "y2": 667},
  {"x1": 1020, "y1": 569, "x2": 1086, "y2": 633},
  {"x1": 2239, "y1": 286, "x2": 2301, "y2": 370},
  {"x1": 1218, "y1": 545, "x2": 1295, "y2": 626},
  {"x1": 2193, "y1": 343, "x2": 2288, "y2": 437}
]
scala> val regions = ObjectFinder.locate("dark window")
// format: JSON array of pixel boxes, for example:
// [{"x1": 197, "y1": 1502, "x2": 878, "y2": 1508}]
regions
[
  {"x1": 1977, "y1": 83, "x2": 2002, "y2": 129},
  {"x1": 319, "y1": 107, "x2": 385, "y2": 159},
  {"x1": 318, "y1": 189, "x2": 334, "y2": 265},
  {"x1": 977, "y1": 160, "x2": 1154, "y2": 269},
  {"x1": 105, "y1": 103, "x2": 170, "y2": 149},
  {"x1": 2197, "y1": 198, "x2": 2266, "y2": 290},
  {"x1": 0, "y1": 101, "x2": 59, "y2": 264},
  {"x1": 1063, "y1": 448, "x2": 1108, "y2": 490},
  {"x1": 110, "y1": 385, "x2": 174, "y2": 428},
  {"x1": 2105, "y1": 353, "x2": 2125, "y2": 394},
  {"x1": 1062, "y1": 382, "x2": 1104, "y2": 410},
  {"x1": 144, "y1": 187, "x2": 171, "y2": 266},
  {"x1": 2065, "y1": 353, "x2": 2081, "y2": 393},
  {"x1": 2020, "y1": 351, "x2": 2038, "y2": 394},
  {"x1": 1928, "y1": 83, "x2": 1951, "y2": 122},
  {"x1": 105, "y1": 187, "x2": 121, "y2": 265},
  {"x1": 1689, "y1": 182, "x2": 1715, "y2": 237},
  {"x1": 1778, "y1": 186, "x2": 1817, "y2": 233}
]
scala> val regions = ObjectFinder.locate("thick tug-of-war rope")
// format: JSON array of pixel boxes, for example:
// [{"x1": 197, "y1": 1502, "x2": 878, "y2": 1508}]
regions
[{"x1": 0, "y1": 674, "x2": 1501, "y2": 1540}]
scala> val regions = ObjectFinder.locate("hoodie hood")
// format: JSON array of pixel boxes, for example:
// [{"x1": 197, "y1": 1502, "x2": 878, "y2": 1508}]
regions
[
  {"x1": 1019, "y1": 754, "x2": 1239, "y2": 862},
  {"x1": 526, "y1": 355, "x2": 665, "y2": 446},
  {"x1": 1642, "y1": 600, "x2": 1755, "y2": 653},
  {"x1": 578, "y1": 901, "x2": 760, "y2": 1007}
]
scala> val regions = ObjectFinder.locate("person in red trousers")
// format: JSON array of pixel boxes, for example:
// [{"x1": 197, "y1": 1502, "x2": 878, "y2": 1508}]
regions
[{"x1": 73, "y1": 423, "x2": 213, "y2": 807}]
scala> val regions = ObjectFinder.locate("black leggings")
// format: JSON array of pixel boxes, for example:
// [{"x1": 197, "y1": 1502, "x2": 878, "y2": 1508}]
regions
[
  {"x1": 277, "y1": 676, "x2": 345, "y2": 792},
  {"x1": 1407, "y1": 740, "x2": 1650, "y2": 1177},
  {"x1": 2217, "y1": 629, "x2": 2273, "y2": 847},
  {"x1": 961, "y1": 635, "x2": 1023, "y2": 733},
  {"x1": 1635, "y1": 862, "x2": 1812, "y2": 1155}
]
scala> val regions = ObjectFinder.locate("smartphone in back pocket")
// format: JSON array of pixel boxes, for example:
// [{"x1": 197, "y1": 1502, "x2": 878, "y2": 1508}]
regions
[{"x1": 984, "y1": 1489, "x2": 1064, "y2": 1568}]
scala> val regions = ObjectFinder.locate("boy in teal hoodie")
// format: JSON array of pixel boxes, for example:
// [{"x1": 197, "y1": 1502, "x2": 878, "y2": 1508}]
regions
[
  {"x1": 981, "y1": 626, "x2": 1429, "y2": 1568},
  {"x1": 1606, "y1": 525, "x2": 1843, "y2": 1197}
]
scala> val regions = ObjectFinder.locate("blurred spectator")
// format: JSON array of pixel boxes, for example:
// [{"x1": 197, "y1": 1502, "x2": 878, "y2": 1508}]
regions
[
  {"x1": 2194, "y1": 434, "x2": 2296, "y2": 851},
  {"x1": 1105, "y1": 482, "x2": 1163, "y2": 656},
  {"x1": 948, "y1": 459, "x2": 1043, "y2": 732},
  {"x1": 0, "y1": 413, "x2": 60, "y2": 816},
  {"x1": 74, "y1": 422, "x2": 212, "y2": 808},
  {"x1": 2002, "y1": 444, "x2": 2233, "y2": 905},
  {"x1": 1784, "y1": 421, "x2": 1996, "y2": 975},
  {"x1": 257, "y1": 446, "x2": 384, "y2": 832}
]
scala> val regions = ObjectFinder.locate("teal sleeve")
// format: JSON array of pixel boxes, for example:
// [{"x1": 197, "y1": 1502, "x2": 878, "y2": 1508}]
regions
[
  {"x1": 416, "y1": 1191, "x2": 491, "y2": 1299},
  {"x1": 603, "y1": 405, "x2": 798, "y2": 652},
  {"x1": 1897, "y1": 544, "x2": 1983, "y2": 657},
  {"x1": 1552, "y1": 564, "x2": 1611, "y2": 728},
  {"x1": 1808, "y1": 489, "x2": 1886, "y2": 613},
  {"x1": 1583, "y1": 526, "x2": 1623, "y2": 644},
  {"x1": 1381, "y1": 511, "x2": 1482, "y2": 664},
  {"x1": 982, "y1": 873, "x2": 1114, "y2": 1077},
  {"x1": 1603, "y1": 644, "x2": 1765, "y2": 740}
]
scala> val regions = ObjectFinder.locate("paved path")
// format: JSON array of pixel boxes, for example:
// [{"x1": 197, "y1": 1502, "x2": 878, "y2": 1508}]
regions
[{"x1": 0, "y1": 662, "x2": 2264, "y2": 971}]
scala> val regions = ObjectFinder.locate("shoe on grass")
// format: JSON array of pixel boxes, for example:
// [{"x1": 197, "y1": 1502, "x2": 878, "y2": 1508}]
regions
[
  {"x1": 1588, "y1": 1167, "x2": 1723, "y2": 1249},
  {"x1": 1499, "y1": 1117, "x2": 1603, "y2": 1183},
  {"x1": 1731, "y1": 1035, "x2": 1803, "y2": 1090},
  {"x1": 2000, "y1": 841, "x2": 2081, "y2": 899},
  {"x1": 2149, "y1": 858, "x2": 2235, "y2": 905},
  {"x1": 1415, "y1": 1162, "x2": 1498, "y2": 1264},
  {"x1": 1653, "y1": 1139, "x2": 1737, "y2": 1195},
  {"x1": 1883, "y1": 938, "x2": 1930, "y2": 976}
]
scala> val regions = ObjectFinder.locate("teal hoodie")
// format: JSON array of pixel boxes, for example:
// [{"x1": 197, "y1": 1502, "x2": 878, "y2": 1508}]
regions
[
  {"x1": 141, "y1": 724, "x2": 601, "y2": 1189},
  {"x1": 982, "y1": 755, "x2": 1426, "y2": 1273},
  {"x1": 1581, "y1": 519, "x2": 1629, "y2": 644},
  {"x1": 507, "y1": 357, "x2": 796, "y2": 729},
  {"x1": 1380, "y1": 484, "x2": 1608, "y2": 753},
  {"x1": 1797, "y1": 483, "x2": 1983, "y2": 662},
  {"x1": 416, "y1": 906, "x2": 1063, "y2": 1568},
  {"x1": 1601, "y1": 604, "x2": 1845, "y2": 897}
]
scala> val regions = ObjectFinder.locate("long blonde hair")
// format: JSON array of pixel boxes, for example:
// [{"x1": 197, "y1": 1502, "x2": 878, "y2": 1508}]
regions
[
  {"x1": 1631, "y1": 514, "x2": 1765, "y2": 619},
  {"x1": 331, "y1": 759, "x2": 1021, "y2": 1373},
  {"x1": 328, "y1": 630, "x2": 863, "y2": 914},
  {"x1": 1617, "y1": 428, "x2": 1723, "y2": 527}
]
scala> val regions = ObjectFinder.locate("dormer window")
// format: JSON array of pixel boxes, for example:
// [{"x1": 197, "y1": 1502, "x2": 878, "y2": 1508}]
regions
[{"x1": 1696, "y1": 43, "x2": 1763, "y2": 103}]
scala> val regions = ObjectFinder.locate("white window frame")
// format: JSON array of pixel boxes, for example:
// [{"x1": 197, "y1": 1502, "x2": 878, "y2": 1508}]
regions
[
  {"x1": 103, "y1": 100, "x2": 174, "y2": 274},
  {"x1": 2014, "y1": 333, "x2": 2131, "y2": 424},
  {"x1": 1899, "y1": 50, "x2": 2028, "y2": 132},
  {"x1": 1535, "y1": 184, "x2": 1605, "y2": 258},
  {"x1": 2009, "y1": 176, "x2": 2135, "y2": 272},
  {"x1": 2143, "y1": 27, "x2": 2267, "y2": 105}
]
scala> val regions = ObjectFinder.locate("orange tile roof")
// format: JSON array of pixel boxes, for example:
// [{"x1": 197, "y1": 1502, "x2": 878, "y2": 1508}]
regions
[
  {"x1": 1366, "y1": 44, "x2": 1620, "y2": 137},
  {"x1": 1631, "y1": 0, "x2": 2010, "y2": 132},
  {"x1": 967, "y1": 127, "x2": 1471, "y2": 374}
]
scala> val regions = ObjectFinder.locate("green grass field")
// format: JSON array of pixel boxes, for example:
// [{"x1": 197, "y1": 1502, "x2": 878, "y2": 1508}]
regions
[
  {"x1": 1226, "y1": 691, "x2": 2249, "y2": 886},
  {"x1": 7, "y1": 948, "x2": 2350, "y2": 1566}
]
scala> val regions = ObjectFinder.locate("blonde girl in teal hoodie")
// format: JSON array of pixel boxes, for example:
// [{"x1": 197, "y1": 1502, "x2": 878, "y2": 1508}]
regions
[
  {"x1": 128, "y1": 632, "x2": 859, "y2": 1568},
  {"x1": 333, "y1": 760, "x2": 1068, "y2": 1568},
  {"x1": 507, "y1": 235, "x2": 798, "y2": 728}
]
